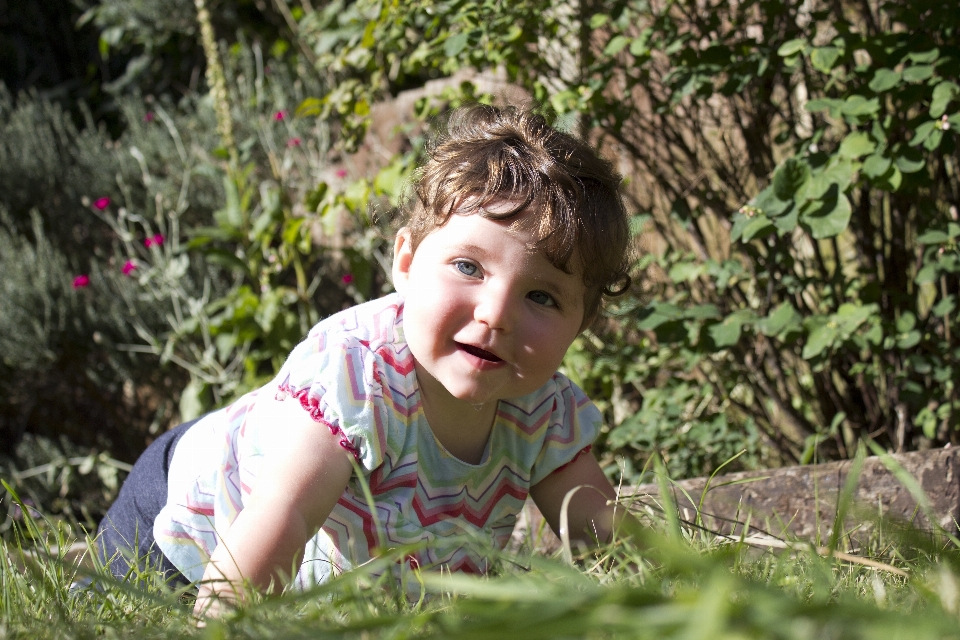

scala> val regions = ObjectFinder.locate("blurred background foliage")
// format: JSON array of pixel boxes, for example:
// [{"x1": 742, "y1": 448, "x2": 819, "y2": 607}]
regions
[{"x1": 1, "y1": 0, "x2": 959, "y2": 533}]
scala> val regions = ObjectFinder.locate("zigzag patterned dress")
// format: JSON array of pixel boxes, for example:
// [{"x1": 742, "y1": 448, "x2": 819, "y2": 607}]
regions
[{"x1": 153, "y1": 293, "x2": 600, "y2": 587}]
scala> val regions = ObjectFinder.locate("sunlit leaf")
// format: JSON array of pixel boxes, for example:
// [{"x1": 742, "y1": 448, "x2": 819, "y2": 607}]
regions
[
  {"x1": 931, "y1": 81, "x2": 959, "y2": 118},
  {"x1": 802, "y1": 186, "x2": 852, "y2": 239},
  {"x1": 902, "y1": 64, "x2": 934, "y2": 83},
  {"x1": 777, "y1": 38, "x2": 807, "y2": 57},
  {"x1": 803, "y1": 322, "x2": 838, "y2": 359},
  {"x1": 838, "y1": 132, "x2": 876, "y2": 159}
]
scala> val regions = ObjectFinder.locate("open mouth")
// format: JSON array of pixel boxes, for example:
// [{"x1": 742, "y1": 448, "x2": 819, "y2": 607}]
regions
[{"x1": 457, "y1": 342, "x2": 503, "y2": 363}]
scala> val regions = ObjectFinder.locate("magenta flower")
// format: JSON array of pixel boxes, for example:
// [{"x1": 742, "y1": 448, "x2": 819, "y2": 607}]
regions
[
  {"x1": 335, "y1": 168, "x2": 348, "y2": 179},
  {"x1": 93, "y1": 197, "x2": 111, "y2": 210},
  {"x1": 122, "y1": 259, "x2": 138, "y2": 275},
  {"x1": 287, "y1": 137, "x2": 302, "y2": 147},
  {"x1": 144, "y1": 111, "x2": 155, "y2": 122},
  {"x1": 144, "y1": 234, "x2": 165, "y2": 248},
  {"x1": 274, "y1": 110, "x2": 288, "y2": 121},
  {"x1": 341, "y1": 273, "x2": 354, "y2": 285},
  {"x1": 72, "y1": 274, "x2": 90, "y2": 289}
]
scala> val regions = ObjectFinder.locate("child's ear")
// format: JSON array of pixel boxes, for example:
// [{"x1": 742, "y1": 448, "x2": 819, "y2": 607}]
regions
[{"x1": 392, "y1": 227, "x2": 414, "y2": 295}]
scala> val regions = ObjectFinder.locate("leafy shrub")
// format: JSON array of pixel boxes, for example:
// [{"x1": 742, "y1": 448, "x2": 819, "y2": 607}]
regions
[{"x1": 283, "y1": 0, "x2": 960, "y2": 480}]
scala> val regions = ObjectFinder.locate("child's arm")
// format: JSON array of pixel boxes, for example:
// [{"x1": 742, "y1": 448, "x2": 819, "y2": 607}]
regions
[
  {"x1": 194, "y1": 395, "x2": 355, "y2": 619},
  {"x1": 528, "y1": 452, "x2": 634, "y2": 547}
]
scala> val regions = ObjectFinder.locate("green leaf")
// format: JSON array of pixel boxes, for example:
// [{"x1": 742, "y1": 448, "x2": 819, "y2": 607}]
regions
[
  {"x1": 777, "y1": 38, "x2": 807, "y2": 57},
  {"x1": 604, "y1": 35, "x2": 630, "y2": 56},
  {"x1": 444, "y1": 32, "x2": 470, "y2": 57},
  {"x1": 589, "y1": 13, "x2": 609, "y2": 28},
  {"x1": 772, "y1": 205, "x2": 799, "y2": 235},
  {"x1": 869, "y1": 68, "x2": 901, "y2": 92},
  {"x1": 838, "y1": 131, "x2": 876, "y2": 159},
  {"x1": 931, "y1": 81, "x2": 959, "y2": 118},
  {"x1": 179, "y1": 378, "x2": 209, "y2": 422},
  {"x1": 758, "y1": 302, "x2": 801, "y2": 337},
  {"x1": 707, "y1": 310, "x2": 756, "y2": 348},
  {"x1": 685, "y1": 304, "x2": 721, "y2": 320},
  {"x1": 214, "y1": 176, "x2": 244, "y2": 231},
  {"x1": 933, "y1": 295, "x2": 956, "y2": 317},
  {"x1": 915, "y1": 262, "x2": 939, "y2": 284},
  {"x1": 902, "y1": 64, "x2": 934, "y2": 83},
  {"x1": 810, "y1": 47, "x2": 841, "y2": 73},
  {"x1": 924, "y1": 129, "x2": 944, "y2": 151},
  {"x1": 804, "y1": 98, "x2": 842, "y2": 114},
  {"x1": 203, "y1": 248, "x2": 249, "y2": 275},
  {"x1": 296, "y1": 97, "x2": 323, "y2": 117},
  {"x1": 773, "y1": 157, "x2": 810, "y2": 199},
  {"x1": 896, "y1": 310, "x2": 917, "y2": 333},
  {"x1": 883, "y1": 164, "x2": 903, "y2": 191},
  {"x1": 834, "y1": 302, "x2": 876, "y2": 335},
  {"x1": 304, "y1": 182, "x2": 328, "y2": 212},
  {"x1": 911, "y1": 120, "x2": 939, "y2": 146},
  {"x1": 636, "y1": 303, "x2": 684, "y2": 330},
  {"x1": 895, "y1": 148, "x2": 926, "y2": 173},
  {"x1": 917, "y1": 230, "x2": 950, "y2": 244},
  {"x1": 802, "y1": 186, "x2": 852, "y2": 239},
  {"x1": 841, "y1": 95, "x2": 880, "y2": 117},
  {"x1": 741, "y1": 215, "x2": 774, "y2": 241},
  {"x1": 668, "y1": 262, "x2": 705, "y2": 283},
  {"x1": 907, "y1": 48, "x2": 940, "y2": 63},
  {"x1": 730, "y1": 211, "x2": 751, "y2": 242},
  {"x1": 629, "y1": 35, "x2": 651, "y2": 57},
  {"x1": 803, "y1": 323, "x2": 839, "y2": 359},
  {"x1": 282, "y1": 217, "x2": 307, "y2": 247},
  {"x1": 897, "y1": 330, "x2": 921, "y2": 349},
  {"x1": 862, "y1": 154, "x2": 891, "y2": 178},
  {"x1": 751, "y1": 185, "x2": 793, "y2": 217}
]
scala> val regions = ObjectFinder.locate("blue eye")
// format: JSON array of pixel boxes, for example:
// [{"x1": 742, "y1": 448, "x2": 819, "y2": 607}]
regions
[
  {"x1": 455, "y1": 261, "x2": 479, "y2": 277},
  {"x1": 528, "y1": 291, "x2": 556, "y2": 307}
]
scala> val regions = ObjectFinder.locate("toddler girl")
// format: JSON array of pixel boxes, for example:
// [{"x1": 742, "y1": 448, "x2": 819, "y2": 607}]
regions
[{"x1": 96, "y1": 104, "x2": 633, "y2": 616}]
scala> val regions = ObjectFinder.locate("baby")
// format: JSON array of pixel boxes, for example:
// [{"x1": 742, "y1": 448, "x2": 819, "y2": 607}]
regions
[{"x1": 96, "y1": 104, "x2": 633, "y2": 616}]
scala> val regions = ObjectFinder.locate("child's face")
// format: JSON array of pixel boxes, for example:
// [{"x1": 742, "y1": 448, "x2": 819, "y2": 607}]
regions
[{"x1": 393, "y1": 205, "x2": 587, "y2": 412}]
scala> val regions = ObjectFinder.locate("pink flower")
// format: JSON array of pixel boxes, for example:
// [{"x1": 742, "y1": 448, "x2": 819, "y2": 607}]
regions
[
  {"x1": 72, "y1": 275, "x2": 90, "y2": 289},
  {"x1": 93, "y1": 197, "x2": 111, "y2": 210},
  {"x1": 274, "y1": 110, "x2": 288, "y2": 121},
  {"x1": 144, "y1": 111, "x2": 155, "y2": 122},
  {"x1": 122, "y1": 259, "x2": 137, "y2": 275},
  {"x1": 144, "y1": 234, "x2": 165, "y2": 248},
  {"x1": 287, "y1": 137, "x2": 302, "y2": 147},
  {"x1": 335, "y1": 168, "x2": 348, "y2": 179},
  {"x1": 341, "y1": 273, "x2": 354, "y2": 285}
]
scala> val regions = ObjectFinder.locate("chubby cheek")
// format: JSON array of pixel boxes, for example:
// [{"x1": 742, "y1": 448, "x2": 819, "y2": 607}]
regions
[
  {"x1": 404, "y1": 282, "x2": 462, "y2": 357},
  {"x1": 519, "y1": 319, "x2": 576, "y2": 379}
]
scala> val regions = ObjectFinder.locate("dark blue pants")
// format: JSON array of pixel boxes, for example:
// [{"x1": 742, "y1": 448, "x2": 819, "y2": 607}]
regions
[{"x1": 96, "y1": 419, "x2": 198, "y2": 585}]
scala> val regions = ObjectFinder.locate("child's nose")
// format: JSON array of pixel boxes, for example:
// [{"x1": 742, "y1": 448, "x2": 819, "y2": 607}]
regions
[{"x1": 474, "y1": 286, "x2": 516, "y2": 332}]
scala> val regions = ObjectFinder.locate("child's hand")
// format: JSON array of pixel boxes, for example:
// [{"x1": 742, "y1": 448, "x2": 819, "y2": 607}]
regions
[
  {"x1": 529, "y1": 452, "x2": 639, "y2": 548},
  {"x1": 193, "y1": 395, "x2": 355, "y2": 617},
  {"x1": 193, "y1": 583, "x2": 235, "y2": 623}
]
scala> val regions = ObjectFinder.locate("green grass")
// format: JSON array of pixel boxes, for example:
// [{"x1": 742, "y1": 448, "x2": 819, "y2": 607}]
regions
[{"x1": 4, "y1": 481, "x2": 960, "y2": 640}]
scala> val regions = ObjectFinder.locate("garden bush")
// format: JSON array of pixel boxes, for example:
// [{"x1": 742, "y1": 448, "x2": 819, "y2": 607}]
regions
[{"x1": 283, "y1": 0, "x2": 960, "y2": 480}]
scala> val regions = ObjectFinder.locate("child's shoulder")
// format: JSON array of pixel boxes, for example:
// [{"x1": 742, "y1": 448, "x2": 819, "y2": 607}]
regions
[
  {"x1": 306, "y1": 292, "x2": 405, "y2": 348},
  {"x1": 277, "y1": 292, "x2": 413, "y2": 395}
]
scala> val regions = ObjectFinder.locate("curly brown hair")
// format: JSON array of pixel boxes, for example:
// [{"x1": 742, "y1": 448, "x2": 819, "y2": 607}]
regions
[{"x1": 401, "y1": 104, "x2": 632, "y2": 326}]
